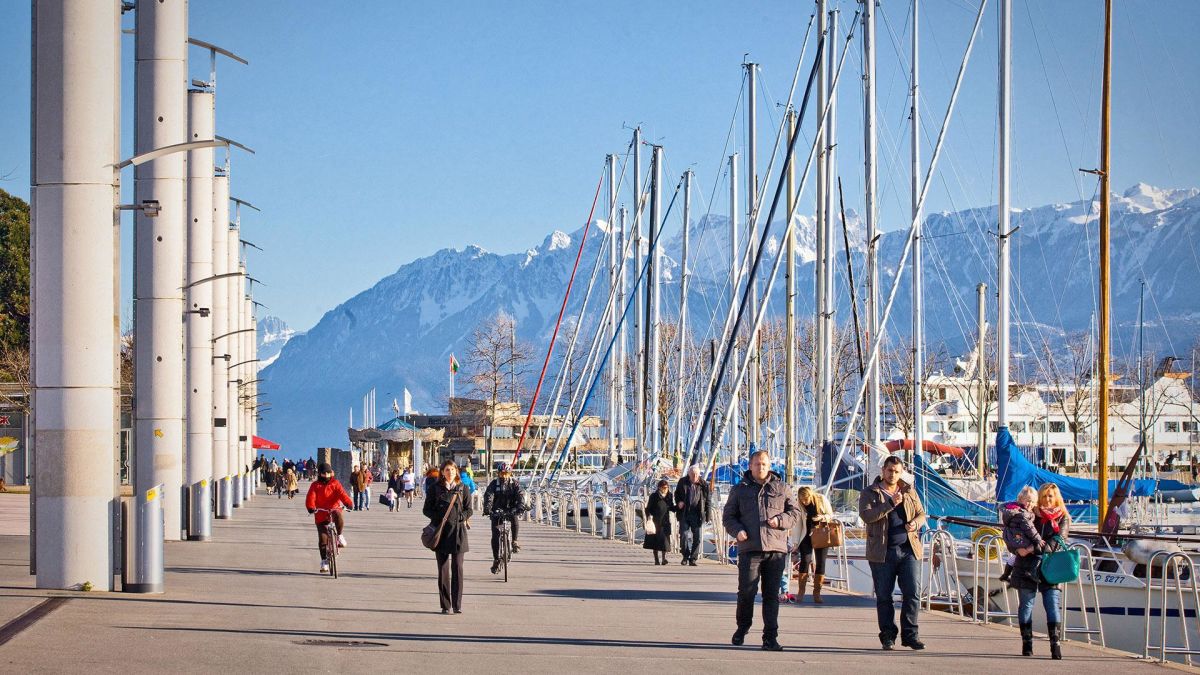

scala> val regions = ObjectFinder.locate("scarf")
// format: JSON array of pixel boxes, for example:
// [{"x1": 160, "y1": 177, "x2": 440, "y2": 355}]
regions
[{"x1": 1038, "y1": 505, "x2": 1066, "y2": 533}]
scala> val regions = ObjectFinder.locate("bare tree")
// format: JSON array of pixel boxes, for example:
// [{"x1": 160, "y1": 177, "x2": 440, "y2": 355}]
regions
[
  {"x1": 1034, "y1": 333, "x2": 1093, "y2": 461},
  {"x1": 0, "y1": 344, "x2": 30, "y2": 415},
  {"x1": 466, "y1": 311, "x2": 531, "y2": 479}
]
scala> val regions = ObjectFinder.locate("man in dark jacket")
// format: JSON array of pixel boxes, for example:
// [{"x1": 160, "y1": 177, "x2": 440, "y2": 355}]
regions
[
  {"x1": 483, "y1": 463, "x2": 526, "y2": 574},
  {"x1": 674, "y1": 464, "x2": 710, "y2": 566},
  {"x1": 722, "y1": 450, "x2": 802, "y2": 652}
]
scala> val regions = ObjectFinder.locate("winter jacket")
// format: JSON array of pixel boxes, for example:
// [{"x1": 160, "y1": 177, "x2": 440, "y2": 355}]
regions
[
  {"x1": 305, "y1": 479, "x2": 353, "y2": 524},
  {"x1": 483, "y1": 478, "x2": 526, "y2": 516},
  {"x1": 721, "y1": 471, "x2": 802, "y2": 554},
  {"x1": 674, "y1": 477, "x2": 711, "y2": 526},
  {"x1": 1000, "y1": 502, "x2": 1042, "y2": 555},
  {"x1": 1010, "y1": 510, "x2": 1072, "y2": 591},
  {"x1": 858, "y1": 477, "x2": 927, "y2": 563},
  {"x1": 642, "y1": 490, "x2": 675, "y2": 551},
  {"x1": 460, "y1": 470, "x2": 477, "y2": 494},
  {"x1": 423, "y1": 480, "x2": 473, "y2": 554}
]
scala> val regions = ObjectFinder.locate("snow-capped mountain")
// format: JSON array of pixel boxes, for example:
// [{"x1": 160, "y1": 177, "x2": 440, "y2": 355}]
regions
[
  {"x1": 256, "y1": 316, "x2": 296, "y2": 369},
  {"x1": 259, "y1": 185, "x2": 1200, "y2": 453}
]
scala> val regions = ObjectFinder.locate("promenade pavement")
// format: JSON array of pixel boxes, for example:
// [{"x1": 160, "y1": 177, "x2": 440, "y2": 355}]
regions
[{"x1": 0, "y1": 487, "x2": 1180, "y2": 673}]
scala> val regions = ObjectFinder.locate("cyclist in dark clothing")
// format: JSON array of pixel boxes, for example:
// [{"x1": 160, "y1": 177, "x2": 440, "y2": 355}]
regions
[{"x1": 483, "y1": 463, "x2": 526, "y2": 574}]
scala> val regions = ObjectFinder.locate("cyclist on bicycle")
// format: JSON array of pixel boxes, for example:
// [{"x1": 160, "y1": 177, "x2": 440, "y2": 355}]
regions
[
  {"x1": 483, "y1": 462, "x2": 526, "y2": 574},
  {"x1": 305, "y1": 462, "x2": 352, "y2": 574}
]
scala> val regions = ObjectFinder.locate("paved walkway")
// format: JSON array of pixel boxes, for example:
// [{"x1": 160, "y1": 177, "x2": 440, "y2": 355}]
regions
[{"x1": 0, "y1": 489, "x2": 1180, "y2": 673}]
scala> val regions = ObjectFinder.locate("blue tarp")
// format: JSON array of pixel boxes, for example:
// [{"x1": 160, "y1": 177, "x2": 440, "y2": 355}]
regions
[
  {"x1": 910, "y1": 453, "x2": 997, "y2": 538},
  {"x1": 994, "y1": 426, "x2": 1162, "y2": 503},
  {"x1": 714, "y1": 458, "x2": 790, "y2": 484}
]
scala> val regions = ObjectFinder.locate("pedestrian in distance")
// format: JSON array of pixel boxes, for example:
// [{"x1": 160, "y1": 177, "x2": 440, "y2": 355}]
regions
[
  {"x1": 482, "y1": 462, "x2": 526, "y2": 574},
  {"x1": 349, "y1": 465, "x2": 362, "y2": 510},
  {"x1": 305, "y1": 462, "x2": 352, "y2": 574},
  {"x1": 387, "y1": 470, "x2": 401, "y2": 512},
  {"x1": 673, "y1": 465, "x2": 710, "y2": 566},
  {"x1": 424, "y1": 459, "x2": 472, "y2": 614},
  {"x1": 858, "y1": 455, "x2": 927, "y2": 651},
  {"x1": 643, "y1": 479, "x2": 675, "y2": 566},
  {"x1": 285, "y1": 466, "x2": 299, "y2": 499},
  {"x1": 402, "y1": 467, "x2": 416, "y2": 508},
  {"x1": 722, "y1": 450, "x2": 802, "y2": 652},
  {"x1": 1008, "y1": 483, "x2": 1071, "y2": 660},
  {"x1": 794, "y1": 486, "x2": 834, "y2": 603}
]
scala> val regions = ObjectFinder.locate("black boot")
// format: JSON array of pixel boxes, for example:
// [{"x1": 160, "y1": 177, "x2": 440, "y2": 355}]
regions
[
  {"x1": 1019, "y1": 622, "x2": 1033, "y2": 656},
  {"x1": 1048, "y1": 622, "x2": 1062, "y2": 660},
  {"x1": 653, "y1": 551, "x2": 661, "y2": 565}
]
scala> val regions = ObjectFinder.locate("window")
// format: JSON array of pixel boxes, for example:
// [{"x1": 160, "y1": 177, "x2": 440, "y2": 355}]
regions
[
  {"x1": 1010, "y1": 421, "x2": 1027, "y2": 433},
  {"x1": 989, "y1": 421, "x2": 998, "y2": 433},
  {"x1": 1050, "y1": 421, "x2": 1067, "y2": 434},
  {"x1": 1164, "y1": 421, "x2": 1180, "y2": 433},
  {"x1": 937, "y1": 387, "x2": 948, "y2": 400},
  {"x1": 1184, "y1": 421, "x2": 1198, "y2": 433},
  {"x1": 948, "y1": 421, "x2": 966, "y2": 433},
  {"x1": 1032, "y1": 421, "x2": 1046, "y2": 433},
  {"x1": 968, "y1": 421, "x2": 979, "y2": 432},
  {"x1": 926, "y1": 420, "x2": 943, "y2": 433}
]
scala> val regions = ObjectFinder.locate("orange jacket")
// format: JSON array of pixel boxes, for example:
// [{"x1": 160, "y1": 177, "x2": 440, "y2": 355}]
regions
[{"x1": 305, "y1": 479, "x2": 353, "y2": 524}]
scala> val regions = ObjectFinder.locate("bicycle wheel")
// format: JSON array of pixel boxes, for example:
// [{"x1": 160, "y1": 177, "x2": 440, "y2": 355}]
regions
[
  {"x1": 327, "y1": 525, "x2": 339, "y2": 579},
  {"x1": 501, "y1": 528, "x2": 510, "y2": 583}
]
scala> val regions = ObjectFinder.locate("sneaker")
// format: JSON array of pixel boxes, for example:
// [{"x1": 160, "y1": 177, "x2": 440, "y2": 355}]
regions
[
  {"x1": 731, "y1": 630, "x2": 747, "y2": 646},
  {"x1": 880, "y1": 640, "x2": 895, "y2": 651},
  {"x1": 778, "y1": 594, "x2": 791, "y2": 604},
  {"x1": 337, "y1": 534, "x2": 348, "y2": 548},
  {"x1": 511, "y1": 543, "x2": 521, "y2": 554},
  {"x1": 762, "y1": 638, "x2": 783, "y2": 652},
  {"x1": 688, "y1": 560, "x2": 698, "y2": 566},
  {"x1": 490, "y1": 562, "x2": 500, "y2": 575},
  {"x1": 319, "y1": 561, "x2": 330, "y2": 574},
  {"x1": 901, "y1": 638, "x2": 925, "y2": 651}
]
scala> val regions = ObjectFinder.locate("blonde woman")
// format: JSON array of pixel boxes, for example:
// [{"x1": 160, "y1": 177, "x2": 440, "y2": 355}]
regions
[
  {"x1": 795, "y1": 486, "x2": 834, "y2": 603},
  {"x1": 1009, "y1": 483, "x2": 1071, "y2": 660}
]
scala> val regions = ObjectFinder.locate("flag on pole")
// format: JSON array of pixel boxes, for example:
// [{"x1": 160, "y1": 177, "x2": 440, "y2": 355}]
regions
[
  {"x1": 403, "y1": 388, "x2": 413, "y2": 415},
  {"x1": 391, "y1": 398, "x2": 400, "y2": 414},
  {"x1": 449, "y1": 354, "x2": 460, "y2": 374}
]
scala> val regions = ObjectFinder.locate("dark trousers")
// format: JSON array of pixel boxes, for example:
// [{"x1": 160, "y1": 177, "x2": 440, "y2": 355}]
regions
[
  {"x1": 490, "y1": 515, "x2": 519, "y2": 562},
  {"x1": 679, "y1": 521, "x2": 702, "y2": 561},
  {"x1": 869, "y1": 545, "x2": 920, "y2": 643},
  {"x1": 435, "y1": 551, "x2": 465, "y2": 611},
  {"x1": 798, "y1": 539, "x2": 828, "y2": 575},
  {"x1": 736, "y1": 551, "x2": 786, "y2": 640},
  {"x1": 314, "y1": 511, "x2": 345, "y2": 561}
]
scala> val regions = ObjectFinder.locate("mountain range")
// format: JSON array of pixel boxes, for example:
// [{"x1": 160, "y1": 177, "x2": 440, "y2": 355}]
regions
[{"x1": 258, "y1": 184, "x2": 1200, "y2": 454}]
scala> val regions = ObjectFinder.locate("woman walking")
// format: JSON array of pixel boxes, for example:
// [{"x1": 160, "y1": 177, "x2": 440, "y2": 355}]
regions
[
  {"x1": 423, "y1": 460, "x2": 472, "y2": 614},
  {"x1": 1007, "y1": 483, "x2": 1071, "y2": 659},
  {"x1": 642, "y1": 479, "x2": 675, "y2": 565},
  {"x1": 794, "y1": 486, "x2": 834, "y2": 603},
  {"x1": 285, "y1": 466, "x2": 299, "y2": 499}
]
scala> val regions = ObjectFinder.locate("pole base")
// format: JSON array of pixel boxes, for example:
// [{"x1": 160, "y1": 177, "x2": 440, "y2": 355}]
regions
[
  {"x1": 122, "y1": 582, "x2": 163, "y2": 594},
  {"x1": 186, "y1": 534, "x2": 211, "y2": 542}
]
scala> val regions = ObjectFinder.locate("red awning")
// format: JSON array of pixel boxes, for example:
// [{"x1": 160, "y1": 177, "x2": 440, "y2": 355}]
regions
[
  {"x1": 252, "y1": 435, "x2": 280, "y2": 450},
  {"x1": 884, "y1": 439, "x2": 966, "y2": 458}
]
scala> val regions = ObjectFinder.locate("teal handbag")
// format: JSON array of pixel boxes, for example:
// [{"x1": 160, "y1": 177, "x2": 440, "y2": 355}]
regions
[{"x1": 1040, "y1": 535, "x2": 1080, "y2": 584}]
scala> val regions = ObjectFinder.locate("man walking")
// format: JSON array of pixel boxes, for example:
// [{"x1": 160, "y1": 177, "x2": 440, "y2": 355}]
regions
[
  {"x1": 858, "y1": 455, "x2": 927, "y2": 651},
  {"x1": 722, "y1": 450, "x2": 802, "y2": 652},
  {"x1": 674, "y1": 465, "x2": 710, "y2": 566}
]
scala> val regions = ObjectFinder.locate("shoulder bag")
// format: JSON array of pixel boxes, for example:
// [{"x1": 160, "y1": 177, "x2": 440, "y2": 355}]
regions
[
  {"x1": 811, "y1": 520, "x2": 843, "y2": 549},
  {"x1": 420, "y1": 490, "x2": 460, "y2": 550},
  {"x1": 1039, "y1": 535, "x2": 1080, "y2": 585}
]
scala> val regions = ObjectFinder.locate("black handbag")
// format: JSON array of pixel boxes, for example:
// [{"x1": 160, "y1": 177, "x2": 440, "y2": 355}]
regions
[{"x1": 420, "y1": 491, "x2": 460, "y2": 550}]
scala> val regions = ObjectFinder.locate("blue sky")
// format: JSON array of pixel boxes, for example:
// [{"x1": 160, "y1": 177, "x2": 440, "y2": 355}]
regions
[{"x1": 1, "y1": 1, "x2": 1197, "y2": 331}]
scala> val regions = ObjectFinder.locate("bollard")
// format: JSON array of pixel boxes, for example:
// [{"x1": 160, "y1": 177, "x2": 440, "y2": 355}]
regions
[
  {"x1": 187, "y1": 479, "x2": 211, "y2": 541},
  {"x1": 124, "y1": 483, "x2": 164, "y2": 593}
]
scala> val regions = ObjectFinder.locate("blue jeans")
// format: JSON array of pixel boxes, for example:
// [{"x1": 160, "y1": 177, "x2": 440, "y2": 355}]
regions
[
  {"x1": 1017, "y1": 586, "x2": 1061, "y2": 624},
  {"x1": 869, "y1": 545, "x2": 920, "y2": 643}
]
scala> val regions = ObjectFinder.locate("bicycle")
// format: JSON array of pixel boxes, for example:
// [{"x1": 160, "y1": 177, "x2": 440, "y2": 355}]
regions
[
  {"x1": 493, "y1": 509, "x2": 515, "y2": 583},
  {"x1": 313, "y1": 508, "x2": 341, "y2": 579}
]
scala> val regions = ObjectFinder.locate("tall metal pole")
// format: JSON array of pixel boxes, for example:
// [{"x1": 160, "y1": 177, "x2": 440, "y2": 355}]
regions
[
  {"x1": 632, "y1": 128, "x2": 645, "y2": 461},
  {"x1": 863, "y1": 0, "x2": 881, "y2": 473},
  {"x1": 997, "y1": 0, "x2": 1012, "y2": 434},
  {"x1": 976, "y1": 283, "x2": 989, "y2": 462},
  {"x1": 134, "y1": 0, "x2": 188, "y2": 542},
  {"x1": 185, "y1": 89, "x2": 214, "y2": 540},
  {"x1": 606, "y1": 154, "x2": 618, "y2": 463},
  {"x1": 31, "y1": 0, "x2": 121, "y2": 589},
  {"x1": 648, "y1": 146, "x2": 663, "y2": 460},
  {"x1": 675, "y1": 170, "x2": 693, "y2": 464},
  {"x1": 820, "y1": 5, "x2": 838, "y2": 479},
  {"x1": 814, "y1": 0, "x2": 828, "y2": 480},
  {"x1": 729, "y1": 154, "x2": 741, "y2": 462},
  {"x1": 746, "y1": 61, "x2": 761, "y2": 450},
  {"x1": 1097, "y1": 0, "x2": 1113, "y2": 520},
  {"x1": 616, "y1": 206, "x2": 628, "y2": 462},
  {"x1": 226, "y1": 192, "x2": 241, "y2": 509},
  {"x1": 785, "y1": 109, "x2": 797, "y2": 482},
  {"x1": 911, "y1": 0, "x2": 925, "y2": 464},
  {"x1": 211, "y1": 170, "x2": 232, "y2": 518}
]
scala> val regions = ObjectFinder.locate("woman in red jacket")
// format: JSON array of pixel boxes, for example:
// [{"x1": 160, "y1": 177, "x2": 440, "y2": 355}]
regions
[{"x1": 305, "y1": 462, "x2": 353, "y2": 573}]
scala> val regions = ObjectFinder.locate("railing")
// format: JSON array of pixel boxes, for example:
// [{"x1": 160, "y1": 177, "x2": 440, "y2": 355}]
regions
[
  {"x1": 921, "y1": 528, "x2": 965, "y2": 617},
  {"x1": 971, "y1": 534, "x2": 1017, "y2": 626},
  {"x1": 1061, "y1": 542, "x2": 1105, "y2": 647},
  {"x1": 1143, "y1": 550, "x2": 1200, "y2": 665}
]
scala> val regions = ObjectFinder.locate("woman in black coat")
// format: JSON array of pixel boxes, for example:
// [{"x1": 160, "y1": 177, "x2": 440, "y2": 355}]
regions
[
  {"x1": 423, "y1": 460, "x2": 473, "y2": 614},
  {"x1": 642, "y1": 479, "x2": 675, "y2": 565}
]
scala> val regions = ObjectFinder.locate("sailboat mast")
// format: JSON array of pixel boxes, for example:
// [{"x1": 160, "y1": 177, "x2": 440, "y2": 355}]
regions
[
  {"x1": 821, "y1": 8, "x2": 839, "y2": 473},
  {"x1": 814, "y1": 0, "x2": 829, "y2": 481},
  {"x1": 616, "y1": 205, "x2": 628, "y2": 461},
  {"x1": 676, "y1": 170, "x2": 693, "y2": 464},
  {"x1": 607, "y1": 154, "x2": 618, "y2": 463},
  {"x1": 863, "y1": 0, "x2": 881, "y2": 466},
  {"x1": 785, "y1": 108, "x2": 797, "y2": 482},
  {"x1": 632, "y1": 127, "x2": 645, "y2": 462},
  {"x1": 911, "y1": 0, "x2": 924, "y2": 465},
  {"x1": 997, "y1": 0, "x2": 1012, "y2": 436},
  {"x1": 746, "y1": 61, "x2": 761, "y2": 451},
  {"x1": 729, "y1": 153, "x2": 741, "y2": 463},
  {"x1": 976, "y1": 283, "x2": 989, "y2": 461},
  {"x1": 1098, "y1": 0, "x2": 1113, "y2": 520},
  {"x1": 648, "y1": 145, "x2": 663, "y2": 460}
]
